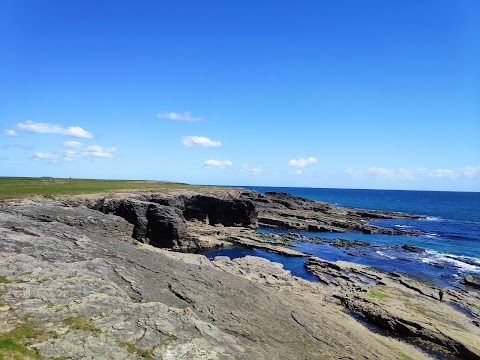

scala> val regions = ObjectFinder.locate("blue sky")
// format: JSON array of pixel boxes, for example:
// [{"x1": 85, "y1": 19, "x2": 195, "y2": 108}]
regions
[{"x1": 1, "y1": 0, "x2": 479, "y2": 191}]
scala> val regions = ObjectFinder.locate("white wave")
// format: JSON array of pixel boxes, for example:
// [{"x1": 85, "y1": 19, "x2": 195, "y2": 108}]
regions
[
  {"x1": 445, "y1": 254, "x2": 480, "y2": 267},
  {"x1": 376, "y1": 251, "x2": 397, "y2": 259},
  {"x1": 395, "y1": 225, "x2": 412, "y2": 229},
  {"x1": 421, "y1": 250, "x2": 480, "y2": 274},
  {"x1": 425, "y1": 216, "x2": 442, "y2": 221},
  {"x1": 423, "y1": 233, "x2": 439, "y2": 239}
]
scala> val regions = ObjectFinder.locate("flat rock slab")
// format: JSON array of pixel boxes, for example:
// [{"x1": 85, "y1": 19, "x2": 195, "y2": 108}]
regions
[{"x1": 0, "y1": 195, "x2": 463, "y2": 359}]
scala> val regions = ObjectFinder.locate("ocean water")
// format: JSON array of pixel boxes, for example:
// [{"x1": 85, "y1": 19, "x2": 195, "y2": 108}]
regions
[{"x1": 204, "y1": 187, "x2": 480, "y2": 288}]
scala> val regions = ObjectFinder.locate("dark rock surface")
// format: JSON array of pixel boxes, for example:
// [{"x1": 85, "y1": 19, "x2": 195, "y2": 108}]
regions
[
  {"x1": 59, "y1": 190, "x2": 257, "y2": 250},
  {"x1": 463, "y1": 275, "x2": 480, "y2": 288},
  {"x1": 99, "y1": 198, "x2": 189, "y2": 248},
  {"x1": 401, "y1": 244, "x2": 425, "y2": 253},
  {"x1": 242, "y1": 191, "x2": 423, "y2": 235}
]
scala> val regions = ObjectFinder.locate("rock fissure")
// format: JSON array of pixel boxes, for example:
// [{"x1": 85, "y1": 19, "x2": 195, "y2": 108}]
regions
[{"x1": 0, "y1": 190, "x2": 479, "y2": 359}]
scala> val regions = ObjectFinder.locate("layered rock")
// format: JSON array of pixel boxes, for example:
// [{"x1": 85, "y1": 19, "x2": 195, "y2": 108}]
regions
[
  {"x1": 0, "y1": 196, "x2": 434, "y2": 359},
  {"x1": 55, "y1": 189, "x2": 257, "y2": 250},
  {"x1": 305, "y1": 256, "x2": 480, "y2": 359},
  {"x1": 243, "y1": 191, "x2": 423, "y2": 235}
]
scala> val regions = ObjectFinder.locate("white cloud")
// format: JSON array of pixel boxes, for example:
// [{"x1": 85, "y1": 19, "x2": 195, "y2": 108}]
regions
[
  {"x1": 31, "y1": 152, "x2": 59, "y2": 162},
  {"x1": 288, "y1": 156, "x2": 318, "y2": 167},
  {"x1": 157, "y1": 111, "x2": 203, "y2": 122},
  {"x1": 459, "y1": 166, "x2": 480, "y2": 178},
  {"x1": 84, "y1": 145, "x2": 117, "y2": 158},
  {"x1": 63, "y1": 145, "x2": 117, "y2": 159},
  {"x1": 182, "y1": 136, "x2": 222, "y2": 148},
  {"x1": 202, "y1": 159, "x2": 233, "y2": 168},
  {"x1": 240, "y1": 164, "x2": 263, "y2": 175},
  {"x1": 32, "y1": 144, "x2": 117, "y2": 163},
  {"x1": 63, "y1": 141, "x2": 84, "y2": 148},
  {"x1": 295, "y1": 170, "x2": 303, "y2": 175},
  {"x1": 63, "y1": 150, "x2": 78, "y2": 158},
  {"x1": 65, "y1": 126, "x2": 92, "y2": 138},
  {"x1": 2, "y1": 129, "x2": 18, "y2": 136},
  {"x1": 345, "y1": 166, "x2": 480, "y2": 181},
  {"x1": 17, "y1": 120, "x2": 93, "y2": 138}
]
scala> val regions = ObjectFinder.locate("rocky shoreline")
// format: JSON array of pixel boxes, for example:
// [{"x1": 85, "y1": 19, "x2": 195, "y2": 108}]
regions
[{"x1": 1, "y1": 189, "x2": 479, "y2": 359}]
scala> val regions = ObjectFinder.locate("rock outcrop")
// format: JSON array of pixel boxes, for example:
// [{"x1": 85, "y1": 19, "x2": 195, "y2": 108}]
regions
[
  {"x1": 305, "y1": 256, "x2": 480, "y2": 359},
  {"x1": 242, "y1": 191, "x2": 423, "y2": 235},
  {"x1": 55, "y1": 189, "x2": 258, "y2": 250},
  {"x1": 98, "y1": 198, "x2": 189, "y2": 248},
  {"x1": 34, "y1": 188, "x2": 423, "y2": 252},
  {"x1": 463, "y1": 275, "x2": 480, "y2": 288},
  {"x1": 0, "y1": 195, "x2": 436, "y2": 359},
  {"x1": 1, "y1": 189, "x2": 479, "y2": 359}
]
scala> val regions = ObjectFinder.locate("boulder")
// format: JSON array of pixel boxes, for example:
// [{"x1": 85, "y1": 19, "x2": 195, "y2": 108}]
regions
[
  {"x1": 146, "y1": 204, "x2": 189, "y2": 248},
  {"x1": 463, "y1": 275, "x2": 480, "y2": 288}
]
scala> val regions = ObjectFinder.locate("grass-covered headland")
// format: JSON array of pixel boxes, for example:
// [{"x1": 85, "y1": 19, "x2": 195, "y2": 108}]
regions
[{"x1": 0, "y1": 177, "x2": 213, "y2": 200}]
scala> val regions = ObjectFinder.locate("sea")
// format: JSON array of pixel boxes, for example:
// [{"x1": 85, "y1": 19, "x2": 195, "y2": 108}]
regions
[{"x1": 204, "y1": 187, "x2": 480, "y2": 288}]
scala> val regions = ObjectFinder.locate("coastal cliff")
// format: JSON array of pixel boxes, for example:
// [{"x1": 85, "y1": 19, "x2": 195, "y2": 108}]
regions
[{"x1": 0, "y1": 189, "x2": 479, "y2": 359}]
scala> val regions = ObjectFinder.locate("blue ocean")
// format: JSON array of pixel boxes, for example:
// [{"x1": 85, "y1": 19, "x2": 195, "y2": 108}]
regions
[{"x1": 204, "y1": 187, "x2": 480, "y2": 288}]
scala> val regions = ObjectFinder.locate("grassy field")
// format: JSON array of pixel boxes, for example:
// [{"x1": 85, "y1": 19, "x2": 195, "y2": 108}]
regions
[{"x1": 0, "y1": 177, "x2": 216, "y2": 200}]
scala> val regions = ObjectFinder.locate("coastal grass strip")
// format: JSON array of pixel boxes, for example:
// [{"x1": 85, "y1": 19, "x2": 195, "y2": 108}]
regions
[{"x1": 0, "y1": 177, "x2": 221, "y2": 200}]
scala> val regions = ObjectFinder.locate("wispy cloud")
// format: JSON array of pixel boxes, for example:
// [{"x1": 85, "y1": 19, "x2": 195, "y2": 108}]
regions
[
  {"x1": 31, "y1": 144, "x2": 117, "y2": 163},
  {"x1": 63, "y1": 145, "x2": 118, "y2": 159},
  {"x1": 240, "y1": 164, "x2": 262, "y2": 175},
  {"x1": 2, "y1": 129, "x2": 18, "y2": 136},
  {"x1": 63, "y1": 141, "x2": 84, "y2": 148},
  {"x1": 345, "y1": 166, "x2": 480, "y2": 181},
  {"x1": 31, "y1": 152, "x2": 59, "y2": 162},
  {"x1": 84, "y1": 145, "x2": 117, "y2": 158},
  {"x1": 0, "y1": 144, "x2": 34, "y2": 150},
  {"x1": 182, "y1": 136, "x2": 222, "y2": 148},
  {"x1": 202, "y1": 159, "x2": 232, "y2": 168},
  {"x1": 288, "y1": 156, "x2": 318, "y2": 167},
  {"x1": 17, "y1": 120, "x2": 93, "y2": 138},
  {"x1": 157, "y1": 111, "x2": 203, "y2": 122}
]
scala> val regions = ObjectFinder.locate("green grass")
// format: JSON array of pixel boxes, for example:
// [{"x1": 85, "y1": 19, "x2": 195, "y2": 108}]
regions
[
  {"x1": 365, "y1": 288, "x2": 387, "y2": 300},
  {"x1": 0, "y1": 177, "x2": 221, "y2": 200},
  {"x1": 0, "y1": 276, "x2": 28, "y2": 284},
  {"x1": 62, "y1": 316, "x2": 101, "y2": 335},
  {"x1": 0, "y1": 276, "x2": 12, "y2": 284},
  {"x1": 398, "y1": 352, "x2": 414, "y2": 360},
  {"x1": 120, "y1": 342, "x2": 153, "y2": 359},
  {"x1": 0, "y1": 324, "x2": 47, "y2": 360},
  {"x1": 414, "y1": 305, "x2": 437, "y2": 320}
]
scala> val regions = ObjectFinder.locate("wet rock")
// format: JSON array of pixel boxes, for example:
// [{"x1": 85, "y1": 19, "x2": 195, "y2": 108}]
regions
[
  {"x1": 401, "y1": 244, "x2": 425, "y2": 253},
  {"x1": 330, "y1": 238, "x2": 370, "y2": 249},
  {"x1": 463, "y1": 275, "x2": 480, "y2": 288}
]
